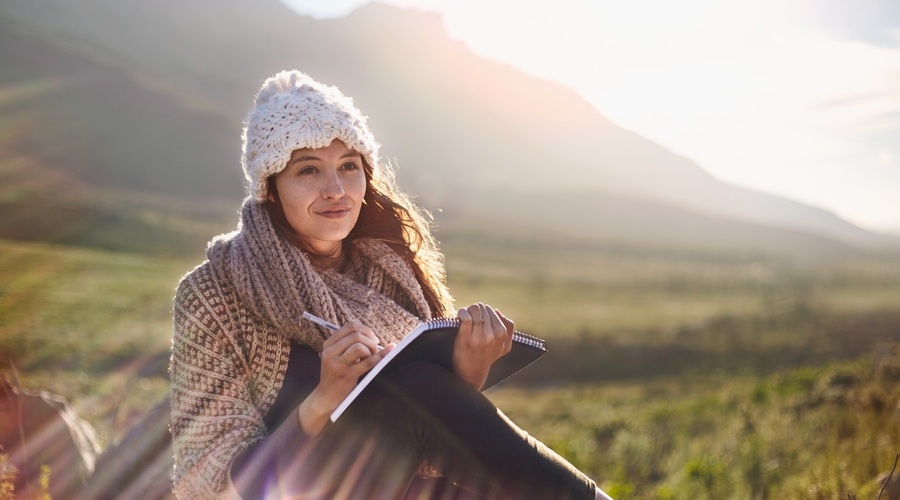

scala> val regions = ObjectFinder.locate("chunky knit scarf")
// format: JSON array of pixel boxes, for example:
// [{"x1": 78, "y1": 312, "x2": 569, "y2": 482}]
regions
[
  {"x1": 170, "y1": 199, "x2": 435, "y2": 498},
  {"x1": 210, "y1": 200, "x2": 433, "y2": 349}
]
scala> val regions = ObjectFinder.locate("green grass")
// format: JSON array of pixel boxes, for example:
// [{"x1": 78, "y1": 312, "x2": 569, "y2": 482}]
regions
[
  {"x1": 443, "y1": 236, "x2": 900, "y2": 338},
  {"x1": 0, "y1": 239, "x2": 189, "y2": 444},
  {"x1": 2, "y1": 232, "x2": 900, "y2": 497},
  {"x1": 487, "y1": 352, "x2": 900, "y2": 499},
  {"x1": 0, "y1": 239, "x2": 188, "y2": 370}
]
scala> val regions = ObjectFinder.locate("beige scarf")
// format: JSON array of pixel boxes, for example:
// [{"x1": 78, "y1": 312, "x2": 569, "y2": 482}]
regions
[{"x1": 206, "y1": 199, "x2": 433, "y2": 351}]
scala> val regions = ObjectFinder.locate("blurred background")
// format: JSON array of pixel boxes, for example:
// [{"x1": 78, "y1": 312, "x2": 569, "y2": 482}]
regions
[{"x1": 1, "y1": 1, "x2": 899, "y2": 498}]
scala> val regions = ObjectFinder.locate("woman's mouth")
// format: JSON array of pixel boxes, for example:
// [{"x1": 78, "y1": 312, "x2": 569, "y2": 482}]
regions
[{"x1": 316, "y1": 208, "x2": 351, "y2": 219}]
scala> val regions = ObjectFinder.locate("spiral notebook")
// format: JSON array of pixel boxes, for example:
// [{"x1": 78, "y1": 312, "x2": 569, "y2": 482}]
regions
[{"x1": 331, "y1": 318, "x2": 547, "y2": 422}]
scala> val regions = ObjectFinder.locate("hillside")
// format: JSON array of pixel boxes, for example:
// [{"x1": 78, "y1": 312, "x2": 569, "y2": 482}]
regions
[
  {"x1": 0, "y1": 1, "x2": 897, "y2": 259},
  {"x1": 438, "y1": 188, "x2": 866, "y2": 265},
  {"x1": 0, "y1": 16, "x2": 244, "y2": 200}
]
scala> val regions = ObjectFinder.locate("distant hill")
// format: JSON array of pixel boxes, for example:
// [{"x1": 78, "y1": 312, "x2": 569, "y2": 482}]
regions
[
  {"x1": 0, "y1": 0, "x2": 897, "y2": 259},
  {"x1": 0, "y1": 15, "x2": 244, "y2": 200}
]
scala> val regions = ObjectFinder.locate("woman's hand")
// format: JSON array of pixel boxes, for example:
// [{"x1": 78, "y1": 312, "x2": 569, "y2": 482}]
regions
[
  {"x1": 452, "y1": 303, "x2": 514, "y2": 390},
  {"x1": 297, "y1": 322, "x2": 394, "y2": 437}
]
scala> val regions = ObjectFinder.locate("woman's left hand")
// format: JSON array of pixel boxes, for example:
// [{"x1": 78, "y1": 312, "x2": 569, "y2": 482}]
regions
[{"x1": 452, "y1": 303, "x2": 514, "y2": 390}]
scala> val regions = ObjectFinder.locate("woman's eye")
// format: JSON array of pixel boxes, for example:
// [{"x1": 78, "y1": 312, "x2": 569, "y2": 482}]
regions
[
  {"x1": 298, "y1": 166, "x2": 318, "y2": 175},
  {"x1": 340, "y1": 161, "x2": 360, "y2": 171}
]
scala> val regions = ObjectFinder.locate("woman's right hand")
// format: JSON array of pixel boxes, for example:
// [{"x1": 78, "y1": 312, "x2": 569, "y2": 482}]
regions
[{"x1": 297, "y1": 322, "x2": 394, "y2": 437}]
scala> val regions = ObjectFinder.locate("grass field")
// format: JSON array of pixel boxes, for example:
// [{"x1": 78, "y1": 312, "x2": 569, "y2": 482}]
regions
[
  {"x1": 443, "y1": 235, "x2": 900, "y2": 337},
  {"x1": 2, "y1": 234, "x2": 900, "y2": 498},
  {"x1": 490, "y1": 355, "x2": 900, "y2": 499},
  {"x1": 0, "y1": 239, "x2": 188, "y2": 441}
]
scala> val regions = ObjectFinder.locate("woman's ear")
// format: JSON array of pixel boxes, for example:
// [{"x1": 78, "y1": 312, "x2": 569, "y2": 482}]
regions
[{"x1": 266, "y1": 176, "x2": 278, "y2": 203}]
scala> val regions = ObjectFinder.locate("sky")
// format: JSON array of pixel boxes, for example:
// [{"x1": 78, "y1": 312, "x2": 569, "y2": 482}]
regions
[{"x1": 281, "y1": 0, "x2": 900, "y2": 234}]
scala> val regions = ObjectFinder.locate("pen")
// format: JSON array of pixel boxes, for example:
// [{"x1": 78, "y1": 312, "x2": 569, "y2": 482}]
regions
[
  {"x1": 301, "y1": 312, "x2": 384, "y2": 351},
  {"x1": 302, "y1": 311, "x2": 340, "y2": 331}
]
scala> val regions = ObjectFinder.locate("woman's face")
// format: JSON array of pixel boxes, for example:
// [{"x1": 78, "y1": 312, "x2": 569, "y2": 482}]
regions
[{"x1": 271, "y1": 139, "x2": 367, "y2": 256}]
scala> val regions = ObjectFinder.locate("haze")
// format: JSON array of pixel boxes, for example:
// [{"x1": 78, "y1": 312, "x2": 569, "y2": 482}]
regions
[{"x1": 284, "y1": 0, "x2": 900, "y2": 234}]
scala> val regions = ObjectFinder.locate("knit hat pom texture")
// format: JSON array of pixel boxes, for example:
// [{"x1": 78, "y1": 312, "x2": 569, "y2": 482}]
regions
[{"x1": 242, "y1": 70, "x2": 380, "y2": 201}]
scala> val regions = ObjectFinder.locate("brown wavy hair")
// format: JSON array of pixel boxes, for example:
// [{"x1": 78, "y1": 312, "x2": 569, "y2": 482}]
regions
[{"x1": 264, "y1": 158, "x2": 453, "y2": 317}]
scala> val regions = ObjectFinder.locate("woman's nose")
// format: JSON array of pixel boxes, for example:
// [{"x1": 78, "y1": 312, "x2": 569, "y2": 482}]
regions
[{"x1": 321, "y1": 170, "x2": 345, "y2": 199}]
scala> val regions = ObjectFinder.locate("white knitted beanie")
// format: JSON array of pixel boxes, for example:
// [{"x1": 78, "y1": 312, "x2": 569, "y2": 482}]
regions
[{"x1": 241, "y1": 70, "x2": 380, "y2": 201}]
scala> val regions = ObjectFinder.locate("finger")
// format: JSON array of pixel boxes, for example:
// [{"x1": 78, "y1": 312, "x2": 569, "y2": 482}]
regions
[
  {"x1": 343, "y1": 344, "x2": 394, "y2": 377},
  {"x1": 330, "y1": 330, "x2": 380, "y2": 354},
  {"x1": 458, "y1": 307, "x2": 474, "y2": 336},
  {"x1": 323, "y1": 322, "x2": 379, "y2": 347},
  {"x1": 352, "y1": 343, "x2": 394, "y2": 372},
  {"x1": 474, "y1": 303, "x2": 490, "y2": 340},
  {"x1": 496, "y1": 309, "x2": 514, "y2": 336},
  {"x1": 347, "y1": 322, "x2": 380, "y2": 345},
  {"x1": 322, "y1": 323, "x2": 359, "y2": 349},
  {"x1": 348, "y1": 341, "x2": 371, "y2": 360},
  {"x1": 484, "y1": 306, "x2": 503, "y2": 333},
  {"x1": 331, "y1": 338, "x2": 378, "y2": 361},
  {"x1": 338, "y1": 322, "x2": 380, "y2": 347},
  {"x1": 483, "y1": 307, "x2": 509, "y2": 356},
  {"x1": 321, "y1": 345, "x2": 355, "y2": 372},
  {"x1": 340, "y1": 342, "x2": 372, "y2": 365},
  {"x1": 322, "y1": 342, "x2": 372, "y2": 370},
  {"x1": 336, "y1": 338, "x2": 384, "y2": 367},
  {"x1": 467, "y1": 303, "x2": 484, "y2": 326},
  {"x1": 496, "y1": 309, "x2": 515, "y2": 353}
]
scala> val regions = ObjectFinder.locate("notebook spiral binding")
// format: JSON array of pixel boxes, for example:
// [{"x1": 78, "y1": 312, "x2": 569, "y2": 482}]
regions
[{"x1": 427, "y1": 317, "x2": 547, "y2": 351}]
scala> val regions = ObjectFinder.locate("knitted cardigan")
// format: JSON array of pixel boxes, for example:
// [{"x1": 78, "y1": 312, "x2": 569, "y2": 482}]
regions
[{"x1": 169, "y1": 200, "x2": 440, "y2": 498}]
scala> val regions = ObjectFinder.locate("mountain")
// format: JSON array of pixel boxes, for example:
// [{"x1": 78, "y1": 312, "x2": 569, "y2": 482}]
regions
[
  {"x1": 0, "y1": 15, "x2": 243, "y2": 200},
  {"x1": 0, "y1": 0, "x2": 896, "y2": 259}
]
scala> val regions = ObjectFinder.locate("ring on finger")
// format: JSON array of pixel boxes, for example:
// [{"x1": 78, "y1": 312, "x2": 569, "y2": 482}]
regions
[{"x1": 340, "y1": 352, "x2": 354, "y2": 366}]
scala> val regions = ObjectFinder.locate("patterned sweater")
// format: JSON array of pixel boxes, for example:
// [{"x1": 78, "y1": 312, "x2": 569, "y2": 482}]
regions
[
  {"x1": 170, "y1": 199, "x2": 448, "y2": 498},
  {"x1": 170, "y1": 254, "x2": 289, "y2": 499}
]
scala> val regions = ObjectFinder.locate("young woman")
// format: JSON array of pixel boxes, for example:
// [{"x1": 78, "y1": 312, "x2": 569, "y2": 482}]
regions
[{"x1": 169, "y1": 70, "x2": 613, "y2": 499}]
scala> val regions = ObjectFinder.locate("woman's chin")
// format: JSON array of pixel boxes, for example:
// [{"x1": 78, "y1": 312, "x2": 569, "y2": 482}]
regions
[{"x1": 299, "y1": 231, "x2": 352, "y2": 253}]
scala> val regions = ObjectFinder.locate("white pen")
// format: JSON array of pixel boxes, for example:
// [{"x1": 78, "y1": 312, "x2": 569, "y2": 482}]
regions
[
  {"x1": 301, "y1": 311, "x2": 384, "y2": 351},
  {"x1": 301, "y1": 311, "x2": 340, "y2": 331}
]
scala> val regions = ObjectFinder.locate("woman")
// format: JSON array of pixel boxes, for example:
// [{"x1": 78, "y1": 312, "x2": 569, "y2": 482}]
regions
[{"x1": 170, "y1": 70, "x2": 612, "y2": 499}]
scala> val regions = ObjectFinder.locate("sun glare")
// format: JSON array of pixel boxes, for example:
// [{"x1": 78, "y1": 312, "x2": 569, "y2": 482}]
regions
[
  {"x1": 280, "y1": 0, "x2": 900, "y2": 230},
  {"x1": 423, "y1": 0, "x2": 900, "y2": 230}
]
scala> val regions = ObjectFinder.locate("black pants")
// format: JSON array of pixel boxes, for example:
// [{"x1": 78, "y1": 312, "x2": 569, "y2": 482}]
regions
[{"x1": 264, "y1": 361, "x2": 597, "y2": 499}]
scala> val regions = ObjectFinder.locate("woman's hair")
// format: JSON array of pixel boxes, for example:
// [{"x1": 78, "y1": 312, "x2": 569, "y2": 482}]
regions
[{"x1": 265, "y1": 158, "x2": 453, "y2": 317}]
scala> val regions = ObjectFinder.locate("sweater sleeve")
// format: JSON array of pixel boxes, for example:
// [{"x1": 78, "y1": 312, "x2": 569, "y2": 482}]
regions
[
  {"x1": 169, "y1": 267, "x2": 270, "y2": 499},
  {"x1": 229, "y1": 342, "x2": 321, "y2": 497},
  {"x1": 230, "y1": 405, "x2": 311, "y2": 496}
]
